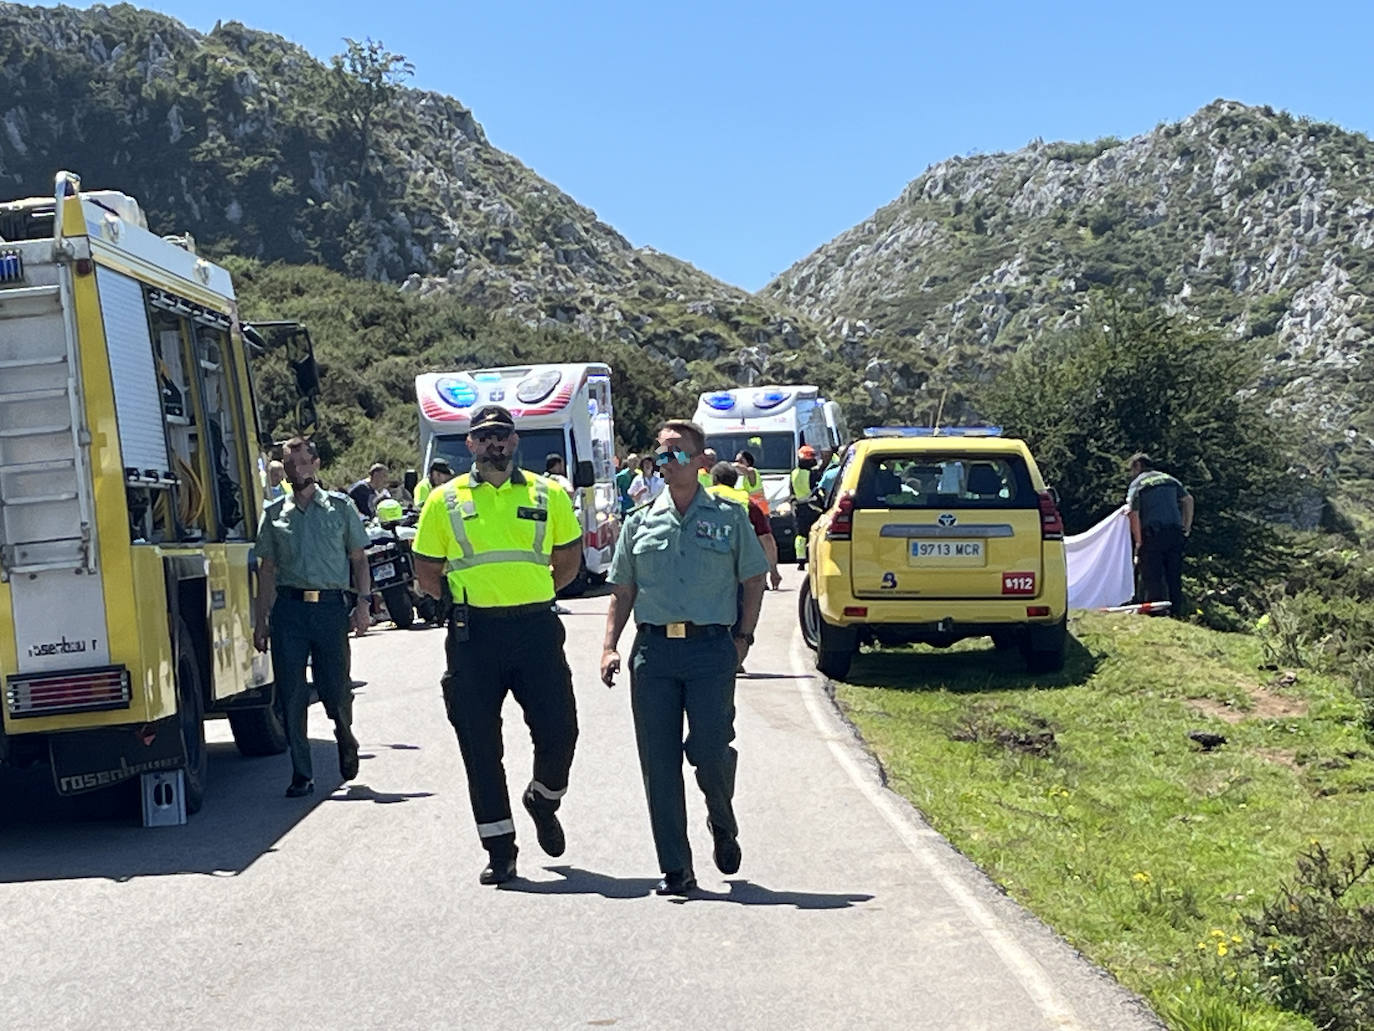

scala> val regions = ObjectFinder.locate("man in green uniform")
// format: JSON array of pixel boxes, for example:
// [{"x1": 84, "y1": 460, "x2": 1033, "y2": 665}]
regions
[
  {"x1": 601, "y1": 420, "x2": 769, "y2": 896},
  {"x1": 1126, "y1": 452, "x2": 1195, "y2": 617},
  {"x1": 253, "y1": 437, "x2": 372, "y2": 798},
  {"x1": 413, "y1": 405, "x2": 583, "y2": 886}
]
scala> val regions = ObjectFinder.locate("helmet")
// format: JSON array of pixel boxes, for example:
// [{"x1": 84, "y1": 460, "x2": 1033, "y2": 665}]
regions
[
  {"x1": 376, "y1": 498, "x2": 405, "y2": 523},
  {"x1": 798, "y1": 445, "x2": 817, "y2": 460}
]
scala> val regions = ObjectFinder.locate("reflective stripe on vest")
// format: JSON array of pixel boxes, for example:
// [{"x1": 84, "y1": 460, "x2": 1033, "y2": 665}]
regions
[{"x1": 441, "y1": 475, "x2": 551, "y2": 574}]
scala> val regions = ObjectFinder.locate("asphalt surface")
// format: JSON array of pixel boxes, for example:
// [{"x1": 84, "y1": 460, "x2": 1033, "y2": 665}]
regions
[{"x1": 0, "y1": 567, "x2": 1161, "y2": 1030}]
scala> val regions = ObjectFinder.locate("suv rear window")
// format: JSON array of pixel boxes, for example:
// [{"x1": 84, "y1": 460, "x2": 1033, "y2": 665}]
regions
[{"x1": 852, "y1": 453, "x2": 1037, "y2": 510}]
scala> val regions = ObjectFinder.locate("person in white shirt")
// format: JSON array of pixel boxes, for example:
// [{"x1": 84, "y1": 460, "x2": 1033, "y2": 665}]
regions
[
  {"x1": 544, "y1": 453, "x2": 574, "y2": 493},
  {"x1": 628, "y1": 454, "x2": 664, "y2": 506}
]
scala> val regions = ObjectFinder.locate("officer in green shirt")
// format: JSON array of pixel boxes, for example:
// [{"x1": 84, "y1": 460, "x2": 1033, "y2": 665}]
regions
[
  {"x1": 254, "y1": 437, "x2": 372, "y2": 798},
  {"x1": 413, "y1": 405, "x2": 584, "y2": 886},
  {"x1": 601, "y1": 419, "x2": 769, "y2": 896}
]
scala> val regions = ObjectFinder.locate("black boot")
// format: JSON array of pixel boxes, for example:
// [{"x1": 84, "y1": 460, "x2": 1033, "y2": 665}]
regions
[
  {"x1": 522, "y1": 787, "x2": 566, "y2": 858},
  {"x1": 480, "y1": 847, "x2": 518, "y2": 886}
]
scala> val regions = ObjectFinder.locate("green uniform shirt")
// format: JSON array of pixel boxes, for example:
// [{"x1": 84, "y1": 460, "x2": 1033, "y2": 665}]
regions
[
  {"x1": 1127, "y1": 470, "x2": 1189, "y2": 530},
  {"x1": 413, "y1": 479, "x2": 432, "y2": 507},
  {"x1": 256, "y1": 488, "x2": 370, "y2": 590},
  {"x1": 609, "y1": 485, "x2": 770, "y2": 627},
  {"x1": 413, "y1": 467, "x2": 579, "y2": 607}
]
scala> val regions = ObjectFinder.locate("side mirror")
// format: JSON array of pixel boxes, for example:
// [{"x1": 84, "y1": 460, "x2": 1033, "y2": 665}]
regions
[
  {"x1": 293, "y1": 354, "x2": 320, "y2": 399},
  {"x1": 404, "y1": 469, "x2": 419, "y2": 494},
  {"x1": 294, "y1": 398, "x2": 318, "y2": 437},
  {"x1": 573, "y1": 460, "x2": 595, "y2": 489}
]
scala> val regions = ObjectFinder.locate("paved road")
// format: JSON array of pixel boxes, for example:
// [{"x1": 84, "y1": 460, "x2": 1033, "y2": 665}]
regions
[{"x1": 0, "y1": 568, "x2": 1159, "y2": 1030}]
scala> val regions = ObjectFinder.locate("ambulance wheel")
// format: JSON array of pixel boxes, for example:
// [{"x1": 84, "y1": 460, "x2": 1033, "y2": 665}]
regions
[
  {"x1": 1022, "y1": 617, "x2": 1068, "y2": 674},
  {"x1": 382, "y1": 585, "x2": 414, "y2": 629},
  {"x1": 228, "y1": 702, "x2": 288, "y2": 757},
  {"x1": 175, "y1": 620, "x2": 208, "y2": 815}
]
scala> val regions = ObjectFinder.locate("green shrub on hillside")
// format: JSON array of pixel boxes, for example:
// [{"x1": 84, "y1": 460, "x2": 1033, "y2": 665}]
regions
[{"x1": 977, "y1": 295, "x2": 1288, "y2": 602}]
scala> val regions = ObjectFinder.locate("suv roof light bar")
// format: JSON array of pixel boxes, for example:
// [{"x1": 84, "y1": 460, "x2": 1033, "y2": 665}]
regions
[{"x1": 862, "y1": 425, "x2": 1003, "y2": 438}]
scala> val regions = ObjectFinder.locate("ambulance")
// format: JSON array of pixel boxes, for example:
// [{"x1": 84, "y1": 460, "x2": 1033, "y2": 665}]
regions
[
  {"x1": 414, "y1": 363, "x2": 619, "y2": 593},
  {"x1": 0, "y1": 171, "x2": 321, "y2": 821},
  {"x1": 693, "y1": 385, "x2": 848, "y2": 560}
]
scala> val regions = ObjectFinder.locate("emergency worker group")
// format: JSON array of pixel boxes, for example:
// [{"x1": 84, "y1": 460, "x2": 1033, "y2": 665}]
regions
[{"x1": 255, "y1": 407, "x2": 767, "y2": 896}]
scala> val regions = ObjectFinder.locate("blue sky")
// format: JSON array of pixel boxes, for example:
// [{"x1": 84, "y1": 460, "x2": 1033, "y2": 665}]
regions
[{"x1": 71, "y1": 0, "x2": 1374, "y2": 290}]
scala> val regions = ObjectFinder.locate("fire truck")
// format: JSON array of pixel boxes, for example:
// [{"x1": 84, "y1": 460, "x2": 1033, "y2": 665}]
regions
[
  {"x1": 0, "y1": 171, "x2": 320, "y2": 821},
  {"x1": 414, "y1": 363, "x2": 620, "y2": 594}
]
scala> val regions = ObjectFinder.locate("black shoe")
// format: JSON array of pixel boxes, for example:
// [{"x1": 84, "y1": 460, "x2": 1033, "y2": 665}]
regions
[
  {"x1": 522, "y1": 788, "x2": 566, "y2": 858},
  {"x1": 709, "y1": 821, "x2": 742, "y2": 875},
  {"x1": 285, "y1": 776, "x2": 314, "y2": 798},
  {"x1": 655, "y1": 869, "x2": 697, "y2": 896},
  {"x1": 480, "y1": 854, "x2": 518, "y2": 886},
  {"x1": 337, "y1": 734, "x2": 359, "y2": 781}
]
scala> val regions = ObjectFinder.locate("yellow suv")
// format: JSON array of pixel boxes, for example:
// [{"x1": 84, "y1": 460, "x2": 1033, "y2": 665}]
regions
[{"x1": 799, "y1": 427, "x2": 1068, "y2": 678}]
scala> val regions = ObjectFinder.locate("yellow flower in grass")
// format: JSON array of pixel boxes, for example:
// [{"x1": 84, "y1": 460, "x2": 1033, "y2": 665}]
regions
[
  {"x1": 1216, "y1": 942, "x2": 1229, "y2": 957},
  {"x1": 1132, "y1": 871, "x2": 1151, "y2": 884}
]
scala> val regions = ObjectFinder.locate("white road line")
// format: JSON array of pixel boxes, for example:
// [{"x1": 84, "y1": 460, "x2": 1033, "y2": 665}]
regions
[{"x1": 788, "y1": 626, "x2": 1086, "y2": 1031}]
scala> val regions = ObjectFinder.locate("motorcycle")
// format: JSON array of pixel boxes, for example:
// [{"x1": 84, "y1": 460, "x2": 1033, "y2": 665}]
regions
[{"x1": 364, "y1": 511, "x2": 420, "y2": 630}]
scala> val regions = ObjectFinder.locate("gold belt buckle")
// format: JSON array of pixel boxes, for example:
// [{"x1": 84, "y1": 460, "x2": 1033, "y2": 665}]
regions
[
  {"x1": 666, "y1": 622, "x2": 687, "y2": 639},
  {"x1": 303, "y1": 590, "x2": 320, "y2": 603}
]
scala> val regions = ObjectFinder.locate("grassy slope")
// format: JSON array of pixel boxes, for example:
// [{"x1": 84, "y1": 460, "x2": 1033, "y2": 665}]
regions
[{"x1": 833, "y1": 613, "x2": 1374, "y2": 1030}]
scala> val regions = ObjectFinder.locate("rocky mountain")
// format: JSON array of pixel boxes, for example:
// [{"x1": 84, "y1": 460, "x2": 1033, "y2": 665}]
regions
[
  {"x1": 765, "y1": 101, "x2": 1374, "y2": 492},
  {"x1": 0, "y1": 1, "x2": 824, "y2": 390}
]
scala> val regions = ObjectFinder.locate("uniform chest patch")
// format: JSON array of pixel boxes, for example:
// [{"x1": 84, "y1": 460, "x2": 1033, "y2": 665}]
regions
[{"x1": 694, "y1": 520, "x2": 731, "y2": 541}]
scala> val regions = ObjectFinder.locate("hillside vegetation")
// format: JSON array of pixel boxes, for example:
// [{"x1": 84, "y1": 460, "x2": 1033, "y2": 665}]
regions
[
  {"x1": 767, "y1": 101, "x2": 1374, "y2": 505},
  {"x1": 0, "y1": 1, "x2": 832, "y2": 390}
]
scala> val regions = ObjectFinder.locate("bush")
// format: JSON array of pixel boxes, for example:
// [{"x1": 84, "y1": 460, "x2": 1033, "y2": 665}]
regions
[
  {"x1": 1255, "y1": 590, "x2": 1374, "y2": 673},
  {"x1": 1244, "y1": 843, "x2": 1374, "y2": 1030}
]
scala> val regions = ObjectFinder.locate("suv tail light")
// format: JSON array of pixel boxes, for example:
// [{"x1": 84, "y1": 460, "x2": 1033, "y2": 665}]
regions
[
  {"x1": 826, "y1": 491, "x2": 855, "y2": 541},
  {"x1": 1038, "y1": 490, "x2": 1064, "y2": 540}
]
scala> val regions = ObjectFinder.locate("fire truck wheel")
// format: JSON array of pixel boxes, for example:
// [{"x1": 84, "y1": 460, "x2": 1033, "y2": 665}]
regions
[
  {"x1": 227, "y1": 703, "x2": 288, "y2": 756},
  {"x1": 175, "y1": 620, "x2": 209, "y2": 814}
]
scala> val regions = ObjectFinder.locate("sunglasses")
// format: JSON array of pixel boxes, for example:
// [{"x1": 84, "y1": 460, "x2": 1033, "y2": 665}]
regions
[
  {"x1": 471, "y1": 428, "x2": 512, "y2": 443},
  {"x1": 653, "y1": 448, "x2": 691, "y2": 468}
]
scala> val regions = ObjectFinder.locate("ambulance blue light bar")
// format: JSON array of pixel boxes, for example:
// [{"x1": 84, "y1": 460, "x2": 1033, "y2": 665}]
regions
[
  {"x1": 863, "y1": 425, "x2": 1003, "y2": 438},
  {"x1": 0, "y1": 251, "x2": 23, "y2": 284},
  {"x1": 704, "y1": 392, "x2": 736, "y2": 411},
  {"x1": 753, "y1": 389, "x2": 790, "y2": 409},
  {"x1": 436, "y1": 377, "x2": 479, "y2": 408}
]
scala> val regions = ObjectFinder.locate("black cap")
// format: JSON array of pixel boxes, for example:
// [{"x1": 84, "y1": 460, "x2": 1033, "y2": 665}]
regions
[
  {"x1": 428, "y1": 457, "x2": 453, "y2": 475},
  {"x1": 469, "y1": 405, "x2": 515, "y2": 433}
]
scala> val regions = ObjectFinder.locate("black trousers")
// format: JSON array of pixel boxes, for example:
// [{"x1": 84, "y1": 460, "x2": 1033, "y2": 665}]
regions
[
  {"x1": 271, "y1": 595, "x2": 355, "y2": 782},
  {"x1": 1138, "y1": 525, "x2": 1186, "y2": 617},
  {"x1": 442, "y1": 607, "x2": 578, "y2": 858}
]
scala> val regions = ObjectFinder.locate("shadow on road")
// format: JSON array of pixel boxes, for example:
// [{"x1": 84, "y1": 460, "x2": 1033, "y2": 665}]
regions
[
  {"x1": 673, "y1": 879, "x2": 874, "y2": 910},
  {"x1": 329, "y1": 783, "x2": 435, "y2": 804},
  {"x1": 500, "y1": 865, "x2": 661, "y2": 899},
  {"x1": 500, "y1": 867, "x2": 874, "y2": 910},
  {"x1": 0, "y1": 737, "x2": 370, "y2": 883}
]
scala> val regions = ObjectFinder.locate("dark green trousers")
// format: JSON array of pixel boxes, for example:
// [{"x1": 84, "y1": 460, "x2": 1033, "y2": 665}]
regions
[
  {"x1": 271, "y1": 595, "x2": 355, "y2": 782},
  {"x1": 629, "y1": 628, "x2": 739, "y2": 875}
]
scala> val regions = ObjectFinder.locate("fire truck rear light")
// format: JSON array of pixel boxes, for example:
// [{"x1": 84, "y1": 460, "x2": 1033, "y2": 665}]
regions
[
  {"x1": 5, "y1": 666, "x2": 131, "y2": 719},
  {"x1": 1026, "y1": 606, "x2": 1052, "y2": 618}
]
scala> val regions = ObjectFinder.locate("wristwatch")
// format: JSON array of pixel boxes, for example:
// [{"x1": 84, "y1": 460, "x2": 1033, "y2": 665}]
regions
[{"x1": 733, "y1": 632, "x2": 755, "y2": 646}]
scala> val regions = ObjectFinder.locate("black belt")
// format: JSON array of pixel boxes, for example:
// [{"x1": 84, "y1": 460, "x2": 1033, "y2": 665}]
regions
[
  {"x1": 637, "y1": 622, "x2": 730, "y2": 639},
  {"x1": 278, "y1": 587, "x2": 353, "y2": 604},
  {"x1": 468, "y1": 601, "x2": 556, "y2": 619}
]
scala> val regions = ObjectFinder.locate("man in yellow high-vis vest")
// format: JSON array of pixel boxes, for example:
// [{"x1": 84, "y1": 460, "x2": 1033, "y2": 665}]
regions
[{"x1": 413, "y1": 405, "x2": 583, "y2": 886}]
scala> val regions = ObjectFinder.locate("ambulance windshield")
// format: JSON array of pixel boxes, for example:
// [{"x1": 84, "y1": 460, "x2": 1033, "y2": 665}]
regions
[{"x1": 433, "y1": 429, "x2": 569, "y2": 476}]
